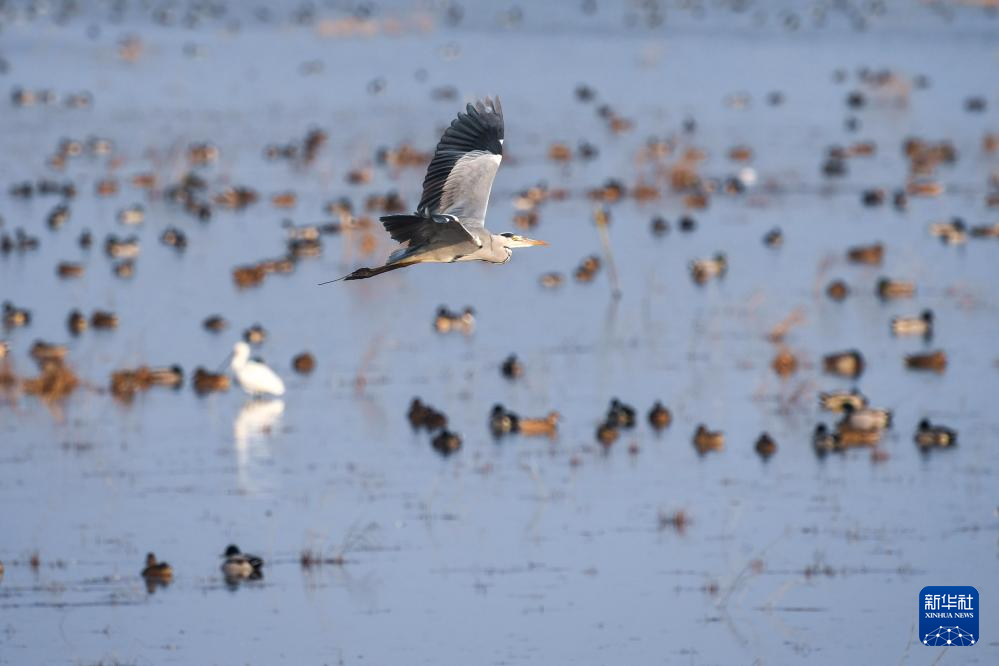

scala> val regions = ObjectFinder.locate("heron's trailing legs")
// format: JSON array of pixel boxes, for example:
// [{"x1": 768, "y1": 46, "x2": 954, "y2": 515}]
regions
[{"x1": 319, "y1": 261, "x2": 418, "y2": 284}]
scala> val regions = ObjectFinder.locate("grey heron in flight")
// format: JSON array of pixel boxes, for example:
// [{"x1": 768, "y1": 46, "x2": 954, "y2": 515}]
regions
[{"x1": 326, "y1": 97, "x2": 547, "y2": 282}]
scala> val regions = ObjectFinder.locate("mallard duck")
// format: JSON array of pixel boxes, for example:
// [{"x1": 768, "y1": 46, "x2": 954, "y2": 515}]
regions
[
  {"x1": 67, "y1": 310, "x2": 87, "y2": 335},
  {"x1": 836, "y1": 423, "x2": 882, "y2": 447},
  {"x1": 538, "y1": 272, "x2": 565, "y2": 289},
  {"x1": 929, "y1": 218, "x2": 966, "y2": 245},
  {"x1": 431, "y1": 429, "x2": 462, "y2": 456},
  {"x1": 606, "y1": 399, "x2": 636, "y2": 429},
  {"x1": 91, "y1": 310, "x2": 119, "y2": 330},
  {"x1": 755, "y1": 432, "x2": 777, "y2": 460},
  {"x1": 861, "y1": 188, "x2": 885, "y2": 207},
  {"x1": 112, "y1": 260, "x2": 135, "y2": 279},
  {"x1": 771, "y1": 348, "x2": 798, "y2": 377},
  {"x1": 812, "y1": 424, "x2": 840, "y2": 456},
  {"x1": 969, "y1": 223, "x2": 999, "y2": 238},
  {"x1": 203, "y1": 315, "x2": 228, "y2": 332},
  {"x1": 846, "y1": 243, "x2": 883, "y2": 265},
  {"x1": 117, "y1": 205, "x2": 145, "y2": 226},
  {"x1": 489, "y1": 404, "x2": 519, "y2": 437},
  {"x1": 3, "y1": 301, "x2": 31, "y2": 328},
  {"x1": 104, "y1": 234, "x2": 140, "y2": 259},
  {"x1": 433, "y1": 306, "x2": 475, "y2": 335},
  {"x1": 693, "y1": 425, "x2": 724, "y2": 454},
  {"x1": 408, "y1": 398, "x2": 430, "y2": 428},
  {"x1": 574, "y1": 255, "x2": 602, "y2": 283},
  {"x1": 56, "y1": 262, "x2": 84, "y2": 279},
  {"x1": 518, "y1": 411, "x2": 559, "y2": 438},
  {"x1": 891, "y1": 310, "x2": 933, "y2": 337},
  {"x1": 292, "y1": 352, "x2": 316, "y2": 374},
  {"x1": 148, "y1": 366, "x2": 184, "y2": 388},
  {"x1": 647, "y1": 401, "x2": 672, "y2": 431},
  {"x1": 596, "y1": 422, "x2": 619, "y2": 448},
  {"x1": 826, "y1": 280, "x2": 850, "y2": 301},
  {"x1": 906, "y1": 179, "x2": 943, "y2": 197},
  {"x1": 243, "y1": 324, "x2": 267, "y2": 345},
  {"x1": 161, "y1": 227, "x2": 187, "y2": 250},
  {"x1": 650, "y1": 216, "x2": 670, "y2": 236},
  {"x1": 690, "y1": 253, "x2": 727, "y2": 284},
  {"x1": 818, "y1": 389, "x2": 868, "y2": 413},
  {"x1": 221, "y1": 545, "x2": 264, "y2": 581},
  {"x1": 500, "y1": 354, "x2": 523, "y2": 380},
  {"x1": 877, "y1": 277, "x2": 915, "y2": 300},
  {"x1": 839, "y1": 403, "x2": 892, "y2": 431},
  {"x1": 192, "y1": 368, "x2": 230, "y2": 394},
  {"x1": 408, "y1": 398, "x2": 447, "y2": 431},
  {"x1": 30, "y1": 340, "x2": 68, "y2": 364},
  {"x1": 233, "y1": 265, "x2": 266, "y2": 288},
  {"x1": 823, "y1": 350, "x2": 864, "y2": 378},
  {"x1": 914, "y1": 418, "x2": 957, "y2": 449},
  {"x1": 762, "y1": 227, "x2": 783, "y2": 248},
  {"x1": 905, "y1": 350, "x2": 947, "y2": 372},
  {"x1": 678, "y1": 215, "x2": 697, "y2": 233},
  {"x1": 47, "y1": 204, "x2": 71, "y2": 230},
  {"x1": 141, "y1": 553, "x2": 173, "y2": 581}
]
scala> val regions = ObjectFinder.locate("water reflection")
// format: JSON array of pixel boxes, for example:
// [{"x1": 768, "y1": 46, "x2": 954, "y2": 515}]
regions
[{"x1": 233, "y1": 398, "x2": 284, "y2": 493}]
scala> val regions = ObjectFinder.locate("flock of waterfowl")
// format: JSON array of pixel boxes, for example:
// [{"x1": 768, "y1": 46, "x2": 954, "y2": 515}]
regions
[
  {"x1": 141, "y1": 544, "x2": 264, "y2": 592},
  {"x1": 3, "y1": 69, "x2": 987, "y2": 454},
  {"x1": 0, "y1": 2, "x2": 994, "y2": 611}
]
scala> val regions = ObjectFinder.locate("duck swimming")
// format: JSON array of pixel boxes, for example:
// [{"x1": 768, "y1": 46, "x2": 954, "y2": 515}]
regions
[
  {"x1": 596, "y1": 421, "x2": 619, "y2": 448},
  {"x1": 877, "y1": 277, "x2": 915, "y2": 300},
  {"x1": 693, "y1": 424, "x2": 724, "y2": 454},
  {"x1": 517, "y1": 411, "x2": 560, "y2": 438},
  {"x1": 647, "y1": 401, "x2": 672, "y2": 431},
  {"x1": 755, "y1": 432, "x2": 777, "y2": 460},
  {"x1": 914, "y1": 418, "x2": 957, "y2": 449},
  {"x1": 812, "y1": 423, "x2": 841, "y2": 457},
  {"x1": 891, "y1": 309, "x2": 933, "y2": 337},
  {"x1": 489, "y1": 404, "x2": 519, "y2": 437},
  {"x1": 221, "y1": 544, "x2": 264, "y2": 581},
  {"x1": 606, "y1": 399, "x2": 637, "y2": 429},
  {"x1": 823, "y1": 350, "x2": 864, "y2": 378},
  {"x1": 905, "y1": 349, "x2": 947, "y2": 372},
  {"x1": 431, "y1": 429, "x2": 462, "y2": 455},
  {"x1": 690, "y1": 253, "x2": 727, "y2": 284},
  {"x1": 838, "y1": 403, "x2": 892, "y2": 431},
  {"x1": 818, "y1": 389, "x2": 868, "y2": 413},
  {"x1": 141, "y1": 552, "x2": 173, "y2": 583}
]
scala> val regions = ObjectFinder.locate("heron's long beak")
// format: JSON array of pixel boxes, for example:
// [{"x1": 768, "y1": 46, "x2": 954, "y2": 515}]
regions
[
  {"x1": 525, "y1": 238, "x2": 548, "y2": 247},
  {"x1": 514, "y1": 237, "x2": 548, "y2": 247}
]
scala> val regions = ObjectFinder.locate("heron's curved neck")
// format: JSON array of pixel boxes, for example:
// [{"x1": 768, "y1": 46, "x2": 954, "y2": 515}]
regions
[{"x1": 489, "y1": 234, "x2": 514, "y2": 263}]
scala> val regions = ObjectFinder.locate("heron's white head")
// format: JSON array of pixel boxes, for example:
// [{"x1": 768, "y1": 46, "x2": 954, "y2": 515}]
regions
[
  {"x1": 232, "y1": 341, "x2": 251, "y2": 368},
  {"x1": 498, "y1": 232, "x2": 548, "y2": 249}
]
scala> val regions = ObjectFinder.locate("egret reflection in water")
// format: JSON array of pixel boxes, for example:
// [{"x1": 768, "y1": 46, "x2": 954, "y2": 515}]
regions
[{"x1": 233, "y1": 398, "x2": 285, "y2": 493}]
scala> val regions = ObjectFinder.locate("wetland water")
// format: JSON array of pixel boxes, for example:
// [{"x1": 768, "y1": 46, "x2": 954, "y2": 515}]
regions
[{"x1": 1, "y1": 1, "x2": 997, "y2": 663}]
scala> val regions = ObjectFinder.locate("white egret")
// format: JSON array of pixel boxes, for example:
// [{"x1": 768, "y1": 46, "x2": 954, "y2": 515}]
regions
[{"x1": 229, "y1": 342, "x2": 285, "y2": 397}]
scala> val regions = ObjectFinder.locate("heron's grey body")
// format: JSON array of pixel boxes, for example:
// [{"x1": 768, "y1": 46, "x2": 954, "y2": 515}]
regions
[{"x1": 330, "y1": 97, "x2": 546, "y2": 282}]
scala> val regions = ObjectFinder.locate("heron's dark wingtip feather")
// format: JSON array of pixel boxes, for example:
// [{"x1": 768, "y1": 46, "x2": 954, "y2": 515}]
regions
[{"x1": 417, "y1": 96, "x2": 504, "y2": 215}]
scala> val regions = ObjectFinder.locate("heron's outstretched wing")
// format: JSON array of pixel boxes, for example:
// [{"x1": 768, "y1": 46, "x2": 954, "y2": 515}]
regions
[
  {"x1": 417, "y1": 97, "x2": 503, "y2": 227},
  {"x1": 380, "y1": 213, "x2": 478, "y2": 247}
]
